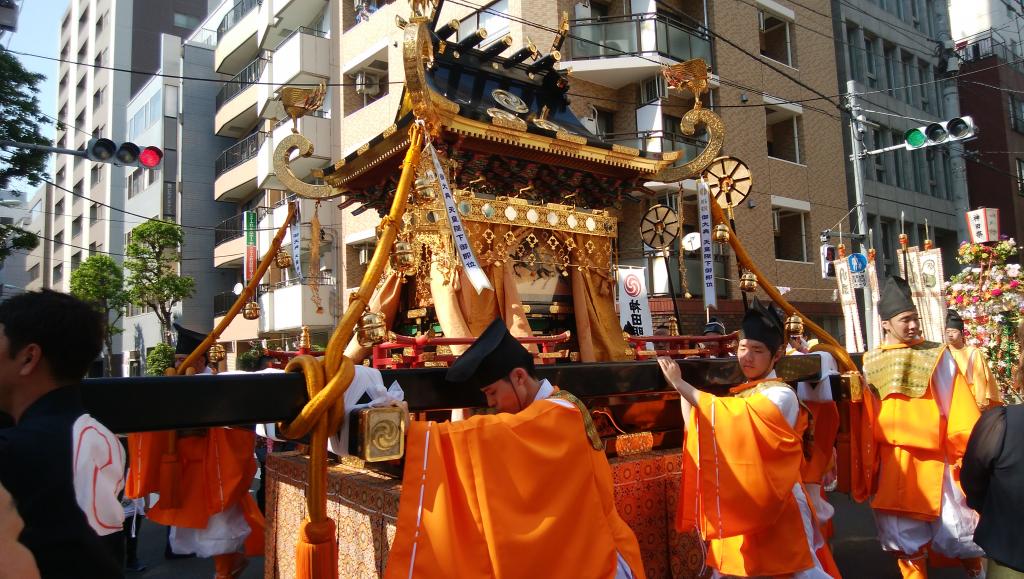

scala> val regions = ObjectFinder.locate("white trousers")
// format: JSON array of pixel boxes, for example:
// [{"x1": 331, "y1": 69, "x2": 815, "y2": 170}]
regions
[{"x1": 874, "y1": 464, "x2": 984, "y2": 558}]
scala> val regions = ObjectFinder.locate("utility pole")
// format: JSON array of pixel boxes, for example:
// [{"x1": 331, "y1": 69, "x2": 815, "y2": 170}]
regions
[
  {"x1": 935, "y1": 8, "x2": 971, "y2": 243},
  {"x1": 846, "y1": 80, "x2": 875, "y2": 349}
]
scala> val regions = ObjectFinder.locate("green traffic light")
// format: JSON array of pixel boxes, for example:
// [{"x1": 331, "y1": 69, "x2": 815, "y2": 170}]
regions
[{"x1": 904, "y1": 128, "x2": 927, "y2": 148}]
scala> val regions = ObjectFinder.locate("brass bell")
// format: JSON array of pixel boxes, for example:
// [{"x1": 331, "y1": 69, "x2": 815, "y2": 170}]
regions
[
  {"x1": 356, "y1": 310, "x2": 388, "y2": 347},
  {"x1": 242, "y1": 301, "x2": 261, "y2": 320},
  {"x1": 739, "y1": 271, "x2": 757, "y2": 293},
  {"x1": 390, "y1": 240, "x2": 417, "y2": 275},
  {"x1": 275, "y1": 249, "x2": 293, "y2": 269},
  {"x1": 414, "y1": 176, "x2": 437, "y2": 203},
  {"x1": 207, "y1": 343, "x2": 226, "y2": 364},
  {"x1": 713, "y1": 223, "x2": 730, "y2": 244},
  {"x1": 785, "y1": 314, "x2": 804, "y2": 337}
]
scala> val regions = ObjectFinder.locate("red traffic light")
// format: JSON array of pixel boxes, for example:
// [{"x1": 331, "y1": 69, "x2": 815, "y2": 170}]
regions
[{"x1": 139, "y1": 146, "x2": 163, "y2": 169}]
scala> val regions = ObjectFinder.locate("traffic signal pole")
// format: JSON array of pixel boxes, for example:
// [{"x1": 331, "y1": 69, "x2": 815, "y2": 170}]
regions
[
  {"x1": 846, "y1": 80, "x2": 876, "y2": 349},
  {"x1": 0, "y1": 139, "x2": 89, "y2": 159}
]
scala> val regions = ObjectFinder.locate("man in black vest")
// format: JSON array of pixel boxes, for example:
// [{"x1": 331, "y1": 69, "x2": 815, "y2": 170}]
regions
[{"x1": 962, "y1": 404, "x2": 1024, "y2": 577}]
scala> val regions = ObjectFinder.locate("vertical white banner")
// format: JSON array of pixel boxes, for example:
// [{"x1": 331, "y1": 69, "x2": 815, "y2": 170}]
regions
[
  {"x1": 426, "y1": 143, "x2": 492, "y2": 294},
  {"x1": 866, "y1": 259, "x2": 882, "y2": 350},
  {"x1": 834, "y1": 258, "x2": 865, "y2": 352},
  {"x1": 915, "y1": 248, "x2": 946, "y2": 342},
  {"x1": 617, "y1": 266, "x2": 654, "y2": 339},
  {"x1": 290, "y1": 202, "x2": 302, "y2": 280},
  {"x1": 698, "y1": 181, "x2": 717, "y2": 311}
]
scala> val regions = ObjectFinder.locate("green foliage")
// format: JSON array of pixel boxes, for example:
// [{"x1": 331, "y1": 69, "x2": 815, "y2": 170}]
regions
[
  {"x1": 70, "y1": 254, "x2": 129, "y2": 376},
  {"x1": 124, "y1": 220, "x2": 195, "y2": 341},
  {"x1": 0, "y1": 224, "x2": 38, "y2": 266},
  {"x1": 146, "y1": 342, "x2": 176, "y2": 376},
  {"x1": 0, "y1": 51, "x2": 50, "y2": 191},
  {"x1": 236, "y1": 346, "x2": 265, "y2": 372}
]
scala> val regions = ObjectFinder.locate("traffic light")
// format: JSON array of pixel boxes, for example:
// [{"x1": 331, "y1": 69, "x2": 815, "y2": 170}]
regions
[
  {"x1": 904, "y1": 116, "x2": 976, "y2": 150},
  {"x1": 84, "y1": 138, "x2": 163, "y2": 168}
]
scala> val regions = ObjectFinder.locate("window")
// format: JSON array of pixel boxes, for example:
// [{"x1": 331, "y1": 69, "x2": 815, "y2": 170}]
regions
[
  {"x1": 1010, "y1": 95, "x2": 1024, "y2": 132},
  {"x1": 892, "y1": 130, "x2": 909, "y2": 188},
  {"x1": 457, "y1": 0, "x2": 510, "y2": 45},
  {"x1": 89, "y1": 241, "x2": 100, "y2": 255},
  {"x1": 73, "y1": 179, "x2": 83, "y2": 197},
  {"x1": 127, "y1": 168, "x2": 144, "y2": 198},
  {"x1": 54, "y1": 198, "x2": 65, "y2": 215},
  {"x1": 71, "y1": 252, "x2": 81, "y2": 271},
  {"x1": 847, "y1": 28, "x2": 861, "y2": 82},
  {"x1": 56, "y1": 167, "x2": 66, "y2": 184},
  {"x1": 595, "y1": 110, "x2": 614, "y2": 138},
  {"x1": 95, "y1": 13, "x2": 105, "y2": 35},
  {"x1": 918, "y1": 64, "x2": 932, "y2": 112},
  {"x1": 90, "y1": 165, "x2": 102, "y2": 186},
  {"x1": 1017, "y1": 158, "x2": 1024, "y2": 196},
  {"x1": 772, "y1": 207, "x2": 810, "y2": 262},
  {"x1": 72, "y1": 216, "x2": 82, "y2": 238},
  {"x1": 910, "y1": 0, "x2": 922, "y2": 31},
  {"x1": 89, "y1": 203, "x2": 100, "y2": 224},
  {"x1": 128, "y1": 92, "x2": 162, "y2": 140},
  {"x1": 759, "y1": 10, "x2": 793, "y2": 66},
  {"x1": 54, "y1": 231, "x2": 64, "y2": 247},
  {"x1": 884, "y1": 45, "x2": 897, "y2": 95},
  {"x1": 901, "y1": 56, "x2": 914, "y2": 104},
  {"x1": 28, "y1": 264, "x2": 40, "y2": 282},
  {"x1": 53, "y1": 264, "x2": 63, "y2": 284},
  {"x1": 146, "y1": 167, "x2": 160, "y2": 187},
  {"x1": 173, "y1": 12, "x2": 201, "y2": 30},
  {"x1": 926, "y1": 149, "x2": 943, "y2": 198},
  {"x1": 864, "y1": 35, "x2": 878, "y2": 88},
  {"x1": 94, "y1": 49, "x2": 106, "y2": 68},
  {"x1": 871, "y1": 130, "x2": 887, "y2": 182},
  {"x1": 765, "y1": 104, "x2": 803, "y2": 164},
  {"x1": 93, "y1": 88, "x2": 104, "y2": 109}
]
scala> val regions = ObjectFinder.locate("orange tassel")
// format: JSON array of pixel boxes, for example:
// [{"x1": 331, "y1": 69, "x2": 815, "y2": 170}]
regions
[
  {"x1": 296, "y1": 518, "x2": 337, "y2": 579},
  {"x1": 158, "y1": 452, "x2": 182, "y2": 508}
]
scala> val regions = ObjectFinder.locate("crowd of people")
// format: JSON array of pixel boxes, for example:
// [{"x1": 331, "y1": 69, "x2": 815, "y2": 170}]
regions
[{"x1": 1, "y1": 278, "x2": 1022, "y2": 578}]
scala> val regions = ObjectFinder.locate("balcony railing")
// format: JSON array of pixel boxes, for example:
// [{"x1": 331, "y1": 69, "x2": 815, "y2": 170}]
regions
[
  {"x1": 215, "y1": 57, "x2": 267, "y2": 109},
  {"x1": 265, "y1": 274, "x2": 337, "y2": 291},
  {"x1": 217, "y1": 0, "x2": 260, "y2": 41},
  {"x1": 957, "y1": 31, "x2": 1024, "y2": 74},
  {"x1": 215, "y1": 131, "x2": 266, "y2": 177},
  {"x1": 215, "y1": 212, "x2": 245, "y2": 245},
  {"x1": 213, "y1": 291, "x2": 237, "y2": 317},
  {"x1": 568, "y1": 13, "x2": 712, "y2": 64},
  {"x1": 602, "y1": 130, "x2": 707, "y2": 165},
  {"x1": 279, "y1": 26, "x2": 328, "y2": 47}
]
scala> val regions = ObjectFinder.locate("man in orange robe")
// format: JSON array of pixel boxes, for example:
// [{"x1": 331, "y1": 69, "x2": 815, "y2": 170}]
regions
[
  {"x1": 945, "y1": 309, "x2": 1002, "y2": 411},
  {"x1": 125, "y1": 325, "x2": 263, "y2": 579},
  {"x1": 861, "y1": 278, "x2": 984, "y2": 579},
  {"x1": 385, "y1": 318, "x2": 645, "y2": 579},
  {"x1": 659, "y1": 299, "x2": 838, "y2": 578}
]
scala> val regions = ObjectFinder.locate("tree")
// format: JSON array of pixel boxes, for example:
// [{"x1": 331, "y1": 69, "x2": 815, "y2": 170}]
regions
[
  {"x1": 0, "y1": 50, "x2": 50, "y2": 266},
  {"x1": 146, "y1": 342, "x2": 175, "y2": 376},
  {"x1": 70, "y1": 254, "x2": 129, "y2": 376},
  {"x1": 124, "y1": 221, "x2": 195, "y2": 342}
]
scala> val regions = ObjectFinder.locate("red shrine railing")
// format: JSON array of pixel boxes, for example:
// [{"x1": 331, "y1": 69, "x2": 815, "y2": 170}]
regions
[
  {"x1": 371, "y1": 332, "x2": 573, "y2": 369},
  {"x1": 626, "y1": 331, "x2": 739, "y2": 359}
]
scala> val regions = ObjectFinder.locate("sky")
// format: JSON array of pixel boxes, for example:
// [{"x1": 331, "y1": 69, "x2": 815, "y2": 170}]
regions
[{"x1": 5, "y1": 0, "x2": 65, "y2": 198}]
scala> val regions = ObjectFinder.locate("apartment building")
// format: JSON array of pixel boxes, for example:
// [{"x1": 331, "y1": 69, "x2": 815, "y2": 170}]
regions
[
  {"x1": 210, "y1": 0, "x2": 340, "y2": 363},
  {"x1": 119, "y1": 29, "x2": 237, "y2": 375},
  {"x1": 0, "y1": 191, "x2": 33, "y2": 301},
  {"x1": 833, "y1": 0, "x2": 967, "y2": 278},
  {"x1": 347, "y1": 0, "x2": 846, "y2": 333},
  {"x1": 948, "y1": 0, "x2": 1024, "y2": 244},
  {"x1": 21, "y1": 183, "x2": 52, "y2": 293}
]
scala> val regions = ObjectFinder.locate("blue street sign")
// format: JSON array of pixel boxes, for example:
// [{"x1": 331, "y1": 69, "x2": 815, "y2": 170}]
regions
[{"x1": 848, "y1": 253, "x2": 868, "y2": 273}]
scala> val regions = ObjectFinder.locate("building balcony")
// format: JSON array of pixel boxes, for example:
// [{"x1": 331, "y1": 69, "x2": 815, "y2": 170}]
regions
[
  {"x1": 258, "y1": 28, "x2": 331, "y2": 120},
  {"x1": 214, "y1": 212, "x2": 246, "y2": 268},
  {"x1": 214, "y1": 132, "x2": 266, "y2": 203},
  {"x1": 560, "y1": 13, "x2": 712, "y2": 89},
  {"x1": 215, "y1": 57, "x2": 266, "y2": 137},
  {"x1": 258, "y1": 276, "x2": 336, "y2": 334},
  {"x1": 257, "y1": 113, "x2": 331, "y2": 190},
  {"x1": 213, "y1": 311, "x2": 259, "y2": 343},
  {"x1": 215, "y1": 0, "x2": 260, "y2": 74},
  {"x1": 258, "y1": 0, "x2": 329, "y2": 52}
]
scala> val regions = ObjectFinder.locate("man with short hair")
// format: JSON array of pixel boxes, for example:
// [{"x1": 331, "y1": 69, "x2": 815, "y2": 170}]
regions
[
  {"x1": 385, "y1": 318, "x2": 645, "y2": 578},
  {"x1": 861, "y1": 278, "x2": 984, "y2": 578},
  {"x1": 945, "y1": 309, "x2": 1001, "y2": 411},
  {"x1": 658, "y1": 299, "x2": 836, "y2": 578},
  {"x1": 0, "y1": 290, "x2": 125, "y2": 578}
]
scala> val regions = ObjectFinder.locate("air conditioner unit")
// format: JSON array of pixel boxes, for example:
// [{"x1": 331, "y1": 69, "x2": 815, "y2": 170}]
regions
[
  {"x1": 129, "y1": 350, "x2": 139, "y2": 361},
  {"x1": 772, "y1": 210, "x2": 781, "y2": 234},
  {"x1": 640, "y1": 75, "x2": 668, "y2": 104},
  {"x1": 358, "y1": 246, "x2": 370, "y2": 265},
  {"x1": 355, "y1": 71, "x2": 380, "y2": 96}
]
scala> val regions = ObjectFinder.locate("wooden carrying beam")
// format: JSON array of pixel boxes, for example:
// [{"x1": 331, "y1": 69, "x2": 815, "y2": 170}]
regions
[{"x1": 81, "y1": 355, "x2": 825, "y2": 434}]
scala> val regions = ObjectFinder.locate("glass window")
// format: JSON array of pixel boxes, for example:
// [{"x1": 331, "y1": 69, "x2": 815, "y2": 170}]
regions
[
  {"x1": 174, "y1": 12, "x2": 201, "y2": 30},
  {"x1": 759, "y1": 11, "x2": 793, "y2": 66},
  {"x1": 773, "y1": 209, "x2": 809, "y2": 262},
  {"x1": 766, "y1": 106, "x2": 802, "y2": 164}
]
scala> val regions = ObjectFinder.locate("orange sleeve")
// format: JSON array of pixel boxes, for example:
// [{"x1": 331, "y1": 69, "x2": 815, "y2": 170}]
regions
[{"x1": 946, "y1": 372, "x2": 981, "y2": 461}]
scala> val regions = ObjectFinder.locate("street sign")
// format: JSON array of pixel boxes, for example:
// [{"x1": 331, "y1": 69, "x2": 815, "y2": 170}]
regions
[{"x1": 848, "y1": 253, "x2": 867, "y2": 273}]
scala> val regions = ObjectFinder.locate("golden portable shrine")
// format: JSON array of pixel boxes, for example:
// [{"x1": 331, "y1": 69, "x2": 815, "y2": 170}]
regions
[{"x1": 81, "y1": 2, "x2": 869, "y2": 578}]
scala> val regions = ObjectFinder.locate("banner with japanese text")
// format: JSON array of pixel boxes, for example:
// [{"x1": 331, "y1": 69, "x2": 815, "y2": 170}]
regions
[
  {"x1": 698, "y1": 180, "x2": 717, "y2": 311},
  {"x1": 244, "y1": 210, "x2": 257, "y2": 281},
  {"x1": 617, "y1": 266, "x2": 654, "y2": 340}
]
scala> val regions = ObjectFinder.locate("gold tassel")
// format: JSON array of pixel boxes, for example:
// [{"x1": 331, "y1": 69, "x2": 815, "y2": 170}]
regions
[{"x1": 310, "y1": 201, "x2": 324, "y2": 314}]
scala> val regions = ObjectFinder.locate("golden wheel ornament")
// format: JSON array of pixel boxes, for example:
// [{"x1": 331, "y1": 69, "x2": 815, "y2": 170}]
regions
[
  {"x1": 702, "y1": 156, "x2": 752, "y2": 224},
  {"x1": 639, "y1": 204, "x2": 680, "y2": 250}
]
